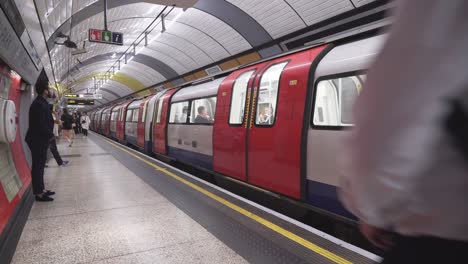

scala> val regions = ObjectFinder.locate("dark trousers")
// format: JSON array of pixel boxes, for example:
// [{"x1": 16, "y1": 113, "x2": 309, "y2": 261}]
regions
[
  {"x1": 27, "y1": 142, "x2": 48, "y2": 195},
  {"x1": 49, "y1": 139, "x2": 63, "y2": 165},
  {"x1": 383, "y1": 235, "x2": 468, "y2": 264},
  {"x1": 82, "y1": 128, "x2": 88, "y2": 136}
]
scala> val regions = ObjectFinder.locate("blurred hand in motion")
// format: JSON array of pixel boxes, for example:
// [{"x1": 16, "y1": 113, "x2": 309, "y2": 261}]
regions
[{"x1": 360, "y1": 222, "x2": 394, "y2": 250}]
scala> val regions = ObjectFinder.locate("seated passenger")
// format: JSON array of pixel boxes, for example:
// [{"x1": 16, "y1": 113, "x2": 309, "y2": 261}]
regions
[
  {"x1": 178, "y1": 106, "x2": 188, "y2": 123},
  {"x1": 258, "y1": 107, "x2": 273, "y2": 125},
  {"x1": 194, "y1": 106, "x2": 212, "y2": 124}
]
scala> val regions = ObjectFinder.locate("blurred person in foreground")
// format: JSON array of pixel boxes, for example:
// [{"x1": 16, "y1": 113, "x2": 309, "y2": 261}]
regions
[
  {"x1": 339, "y1": 0, "x2": 468, "y2": 263},
  {"x1": 25, "y1": 71, "x2": 56, "y2": 202}
]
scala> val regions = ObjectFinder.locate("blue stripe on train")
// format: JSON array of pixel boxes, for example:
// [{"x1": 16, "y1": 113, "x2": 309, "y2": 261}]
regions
[
  {"x1": 306, "y1": 180, "x2": 357, "y2": 220},
  {"x1": 126, "y1": 135, "x2": 138, "y2": 146},
  {"x1": 167, "y1": 146, "x2": 213, "y2": 170},
  {"x1": 144, "y1": 141, "x2": 152, "y2": 154},
  {"x1": 163, "y1": 145, "x2": 354, "y2": 219}
]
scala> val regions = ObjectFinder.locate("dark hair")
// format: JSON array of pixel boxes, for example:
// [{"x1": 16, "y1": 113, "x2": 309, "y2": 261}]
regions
[
  {"x1": 197, "y1": 106, "x2": 205, "y2": 114},
  {"x1": 35, "y1": 70, "x2": 50, "y2": 95},
  {"x1": 63, "y1": 108, "x2": 69, "y2": 115}
]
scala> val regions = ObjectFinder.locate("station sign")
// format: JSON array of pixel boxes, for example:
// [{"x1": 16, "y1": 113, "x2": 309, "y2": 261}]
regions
[
  {"x1": 67, "y1": 99, "x2": 95, "y2": 106},
  {"x1": 89, "y1": 29, "x2": 123, "y2": 46},
  {"x1": 79, "y1": 93, "x2": 103, "y2": 100},
  {"x1": 64, "y1": 93, "x2": 102, "y2": 100}
]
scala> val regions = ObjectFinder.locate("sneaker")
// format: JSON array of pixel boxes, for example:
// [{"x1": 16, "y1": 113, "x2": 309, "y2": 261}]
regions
[
  {"x1": 35, "y1": 195, "x2": 54, "y2": 202},
  {"x1": 60, "y1": 160, "x2": 70, "y2": 167}
]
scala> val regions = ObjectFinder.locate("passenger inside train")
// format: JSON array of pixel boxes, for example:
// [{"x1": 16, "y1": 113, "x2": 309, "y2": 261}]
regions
[{"x1": 194, "y1": 106, "x2": 211, "y2": 124}]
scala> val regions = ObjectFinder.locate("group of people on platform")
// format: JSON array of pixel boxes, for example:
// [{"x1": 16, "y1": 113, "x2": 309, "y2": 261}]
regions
[{"x1": 26, "y1": 74, "x2": 91, "y2": 202}]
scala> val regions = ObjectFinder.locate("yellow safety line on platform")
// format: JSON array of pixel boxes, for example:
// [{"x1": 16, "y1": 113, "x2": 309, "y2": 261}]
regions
[{"x1": 102, "y1": 138, "x2": 352, "y2": 264}]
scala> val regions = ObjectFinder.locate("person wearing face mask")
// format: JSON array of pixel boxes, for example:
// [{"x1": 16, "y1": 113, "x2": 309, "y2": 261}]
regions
[{"x1": 25, "y1": 71, "x2": 56, "y2": 202}]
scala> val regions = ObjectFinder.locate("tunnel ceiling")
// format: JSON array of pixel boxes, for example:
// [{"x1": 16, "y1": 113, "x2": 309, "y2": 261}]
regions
[{"x1": 32, "y1": 0, "x2": 377, "y2": 104}]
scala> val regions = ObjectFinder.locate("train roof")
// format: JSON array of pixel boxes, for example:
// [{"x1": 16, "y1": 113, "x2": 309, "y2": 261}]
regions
[
  {"x1": 315, "y1": 34, "x2": 386, "y2": 78},
  {"x1": 172, "y1": 77, "x2": 226, "y2": 102}
]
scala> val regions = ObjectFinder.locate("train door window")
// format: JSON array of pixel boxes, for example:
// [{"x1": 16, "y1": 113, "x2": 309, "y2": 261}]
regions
[
  {"x1": 255, "y1": 62, "x2": 288, "y2": 126},
  {"x1": 169, "y1": 101, "x2": 189, "y2": 124},
  {"x1": 142, "y1": 101, "x2": 148, "y2": 121},
  {"x1": 190, "y1": 97, "x2": 217, "y2": 124},
  {"x1": 155, "y1": 99, "x2": 163, "y2": 123},
  {"x1": 132, "y1": 109, "x2": 140, "y2": 122},
  {"x1": 126, "y1": 110, "x2": 133, "y2": 122},
  {"x1": 229, "y1": 70, "x2": 255, "y2": 125},
  {"x1": 111, "y1": 111, "x2": 118, "y2": 121},
  {"x1": 312, "y1": 75, "x2": 364, "y2": 127}
]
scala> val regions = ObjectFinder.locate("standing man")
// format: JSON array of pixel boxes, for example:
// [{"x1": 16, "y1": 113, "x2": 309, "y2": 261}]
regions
[
  {"x1": 80, "y1": 112, "x2": 91, "y2": 137},
  {"x1": 25, "y1": 72, "x2": 55, "y2": 202},
  {"x1": 339, "y1": 0, "x2": 468, "y2": 263}
]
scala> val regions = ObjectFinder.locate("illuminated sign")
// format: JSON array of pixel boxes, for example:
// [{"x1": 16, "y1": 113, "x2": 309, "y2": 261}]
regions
[
  {"x1": 65, "y1": 93, "x2": 102, "y2": 100},
  {"x1": 67, "y1": 99, "x2": 94, "y2": 105},
  {"x1": 89, "y1": 29, "x2": 123, "y2": 46}
]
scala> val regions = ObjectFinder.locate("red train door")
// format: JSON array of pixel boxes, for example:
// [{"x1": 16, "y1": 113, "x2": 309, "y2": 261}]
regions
[
  {"x1": 246, "y1": 47, "x2": 326, "y2": 199},
  {"x1": 213, "y1": 65, "x2": 262, "y2": 181},
  {"x1": 116, "y1": 101, "x2": 131, "y2": 142},
  {"x1": 137, "y1": 98, "x2": 150, "y2": 148},
  {"x1": 153, "y1": 88, "x2": 178, "y2": 155}
]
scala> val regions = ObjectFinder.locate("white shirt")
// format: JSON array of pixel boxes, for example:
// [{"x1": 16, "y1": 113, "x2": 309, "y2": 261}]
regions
[
  {"x1": 339, "y1": 0, "x2": 468, "y2": 240},
  {"x1": 80, "y1": 116, "x2": 91, "y2": 130}
]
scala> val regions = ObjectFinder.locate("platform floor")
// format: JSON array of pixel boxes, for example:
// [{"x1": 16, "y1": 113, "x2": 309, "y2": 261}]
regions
[{"x1": 11, "y1": 133, "x2": 380, "y2": 264}]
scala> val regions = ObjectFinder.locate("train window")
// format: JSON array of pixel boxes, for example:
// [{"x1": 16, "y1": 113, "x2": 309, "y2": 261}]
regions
[
  {"x1": 190, "y1": 97, "x2": 217, "y2": 124},
  {"x1": 169, "y1": 101, "x2": 189, "y2": 124},
  {"x1": 312, "y1": 75, "x2": 364, "y2": 127},
  {"x1": 255, "y1": 62, "x2": 288, "y2": 126},
  {"x1": 229, "y1": 70, "x2": 255, "y2": 125},
  {"x1": 110, "y1": 111, "x2": 115, "y2": 121},
  {"x1": 155, "y1": 99, "x2": 163, "y2": 124},
  {"x1": 126, "y1": 110, "x2": 133, "y2": 122},
  {"x1": 132, "y1": 109, "x2": 139, "y2": 122},
  {"x1": 142, "y1": 101, "x2": 148, "y2": 121}
]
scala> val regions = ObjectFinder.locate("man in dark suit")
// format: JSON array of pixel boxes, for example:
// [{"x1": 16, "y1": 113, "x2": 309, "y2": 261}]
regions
[
  {"x1": 194, "y1": 106, "x2": 212, "y2": 124},
  {"x1": 25, "y1": 72, "x2": 56, "y2": 202}
]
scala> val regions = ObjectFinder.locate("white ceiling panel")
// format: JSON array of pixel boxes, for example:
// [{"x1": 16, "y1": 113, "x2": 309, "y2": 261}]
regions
[
  {"x1": 139, "y1": 48, "x2": 189, "y2": 74},
  {"x1": 166, "y1": 23, "x2": 230, "y2": 61},
  {"x1": 118, "y1": 62, "x2": 166, "y2": 86},
  {"x1": 154, "y1": 32, "x2": 214, "y2": 66},
  {"x1": 227, "y1": 0, "x2": 306, "y2": 38},
  {"x1": 178, "y1": 8, "x2": 252, "y2": 55},
  {"x1": 146, "y1": 41, "x2": 200, "y2": 70},
  {"x1": 100, "y1": 81, "x2": 134, "y2": 95},
  {"x1": 288, "y1": 0, "x2": 354, "y2": 26}
]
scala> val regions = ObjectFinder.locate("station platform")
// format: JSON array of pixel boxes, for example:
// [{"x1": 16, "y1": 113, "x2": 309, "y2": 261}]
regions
[{"x1": 11, "y1": 133, "x2": 381, "y2": 264}]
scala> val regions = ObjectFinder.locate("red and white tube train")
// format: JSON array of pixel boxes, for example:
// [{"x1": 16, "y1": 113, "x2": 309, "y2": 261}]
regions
[{"x1": 90, "y1": 35, "x2": 385, "y2": 220}]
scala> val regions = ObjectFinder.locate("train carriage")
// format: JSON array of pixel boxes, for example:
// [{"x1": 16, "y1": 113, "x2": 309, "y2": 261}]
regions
[
  {"x1": 91, "y1": 34, "x2": 385, "y2": 220},
  {"x1": 166, "y1": 78, "x2": 224, "y2": 169}
]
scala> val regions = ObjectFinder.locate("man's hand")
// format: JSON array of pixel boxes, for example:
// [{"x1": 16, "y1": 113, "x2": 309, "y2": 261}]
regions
[{"x1": 360, "y1": 222, "x2": 394, "y2": 250}]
